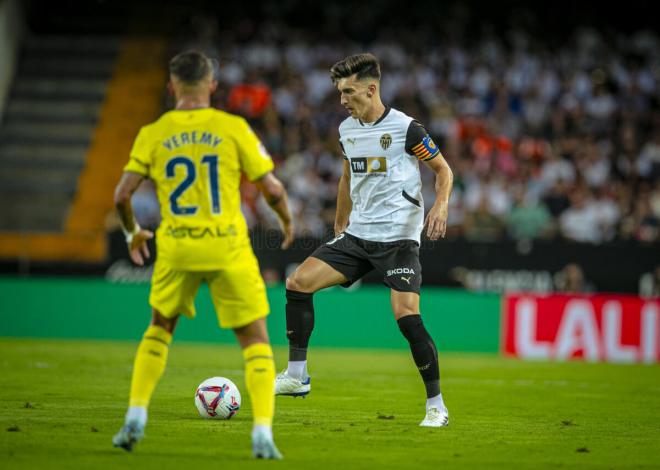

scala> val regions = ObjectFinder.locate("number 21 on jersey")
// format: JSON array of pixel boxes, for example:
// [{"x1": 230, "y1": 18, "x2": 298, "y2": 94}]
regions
[{"x1": 166, "y1": 154, "x2": 220, "y2": 215}]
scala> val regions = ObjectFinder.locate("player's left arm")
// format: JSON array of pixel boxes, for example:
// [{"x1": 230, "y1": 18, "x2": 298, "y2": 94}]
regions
[
  {"x1": 235, "y1": 117, "x2": 294, "y2": 249},
  {"x1": 422, "y1": 154, "x2": 453, "y2": 240},
  {"x1": 114, "y1": 171, "x2": 154, "y2": 266},
  {"x1": 405, "y1": 120, "x2": 454, "y2": 240},
  {"x1": 253, "y1": 172, "x2": 295, "y2": 249}
]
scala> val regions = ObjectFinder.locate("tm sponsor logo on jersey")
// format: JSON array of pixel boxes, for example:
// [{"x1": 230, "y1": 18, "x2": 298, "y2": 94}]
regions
[
  {"x1": 350, "y1": 157, "x2": 387, "y2": 176},
  {"x1": 386, "y1": 267, "x2": 416, "y2": 277}
]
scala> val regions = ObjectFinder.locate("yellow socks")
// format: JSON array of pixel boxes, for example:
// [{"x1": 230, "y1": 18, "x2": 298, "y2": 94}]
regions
[
  {"x1": 128, "y1": 325, "x2": 172, "y2": 408},
  {"x1": 127, "y1": 329, "x2": 274, "y2": 429},
  {"x1": 243, "y1": 342, "x2": 276, "y2": 427}
]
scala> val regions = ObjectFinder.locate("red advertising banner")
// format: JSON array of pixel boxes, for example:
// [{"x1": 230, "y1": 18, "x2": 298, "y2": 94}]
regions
[{"x1": 503, "y1": 294, "x2": 660, "y2": 363}]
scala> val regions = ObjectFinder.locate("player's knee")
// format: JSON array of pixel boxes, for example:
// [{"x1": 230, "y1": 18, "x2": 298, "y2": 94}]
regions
[
  {"x1": 233, "y1": 318, "x2": 269, "y2": 348},
  {"x1": 394, "y1": 307, "x2": 417, "y2": 319},
  {"x1": 286, "y1": 270, "x2": 313, "y2": 293},
  {"x1": 394, "y1": 301, "x2": 418, "y2": 319},
  {"x1": 151, "y1": 309, "x2": 178, "y2": 333},
  {"x1": 392, "y1": 290, "x2": 420, "y2": 318},
  {"x1": 397, "y1": 314, "x2": 426, "y2": 341},
  {"x1": 285, "y1": 275, "x2": 298, "y2": 291}
]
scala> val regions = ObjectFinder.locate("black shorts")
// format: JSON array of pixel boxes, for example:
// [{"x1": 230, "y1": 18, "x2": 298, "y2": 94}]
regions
[{"x1": 311, "y1": 232, "x2": 422, "y2": 293}]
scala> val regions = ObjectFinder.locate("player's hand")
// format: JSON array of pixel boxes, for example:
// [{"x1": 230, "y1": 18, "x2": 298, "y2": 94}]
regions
[
  {"x1": 127, "y1": 229, "x2": 154, "y2": 266},
  {"x1": 280, "y1": 220, "x2": 294, "y2": 249},
  {"x1": 424, "y1": 203, "x2": 448, "y2": 240}
]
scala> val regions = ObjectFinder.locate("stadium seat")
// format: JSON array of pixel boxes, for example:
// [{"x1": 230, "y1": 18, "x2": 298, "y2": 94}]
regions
[
  {"x1": 0, "y1": 35, "x2": 117, "y2": 231},
  {"x1": 0, "y1": 33, "x2": 167, "y2": 261}
]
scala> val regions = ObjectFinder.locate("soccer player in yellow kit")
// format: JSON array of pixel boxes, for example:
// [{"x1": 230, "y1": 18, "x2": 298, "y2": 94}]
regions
[{"x1": 111, "y1": 51, "x2": 293, "y2": 459}]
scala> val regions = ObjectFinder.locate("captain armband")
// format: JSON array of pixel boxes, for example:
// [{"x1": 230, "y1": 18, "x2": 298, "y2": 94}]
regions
[{"x1": 411, "y1": 135, "x2": 441, "y2": 161}]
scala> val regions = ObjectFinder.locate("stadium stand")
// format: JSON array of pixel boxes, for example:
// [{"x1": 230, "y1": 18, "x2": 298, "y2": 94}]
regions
[
  {"x1": 0, "y1": 0, "x2": 656, "y2": 292},
  {"x1": 202, "y1": 26, "x2": 658, "y2": 245},
  {"x1": 0, "y1": 35, "x2": 118, "y2": 231},
  {"x1": 0, "y1": 32, "x2": 167, "y2": 261}
]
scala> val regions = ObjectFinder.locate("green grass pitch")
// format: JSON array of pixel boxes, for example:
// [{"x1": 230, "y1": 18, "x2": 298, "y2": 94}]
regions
[{"x1": 1, "y1": 338, "x2": 659, "y2": 469}]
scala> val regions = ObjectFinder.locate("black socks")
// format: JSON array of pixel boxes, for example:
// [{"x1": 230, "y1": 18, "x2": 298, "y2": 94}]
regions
[
  {"x1": 285, "y1": 289, "x2": 315, "y2": 361},
  {"x1": 286, "y1": 291, "x2": 440, "y2": 398},
  {"x1": 397, "y1": 315, "x2": 441, "y2": 398}
]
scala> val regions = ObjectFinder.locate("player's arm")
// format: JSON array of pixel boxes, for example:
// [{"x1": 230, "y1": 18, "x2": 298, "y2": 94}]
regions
[
  {"x1": 253, "y1": 172, "x2": 294, "y2": 249},
  {"x1": 405, "y1": 120, "x2": 453, "y2": 240},
  {"x1": 234, "y1": 117, "x2": 294, "y2": 248},
  {"x1": 114, "y1": 171, "x2": 154, "y2": 266},
  {"x1": 334, "y1": 159, "x2": 352, "y2": 236},
  {"x1": 422, "y1": 155, "x2": 453, "y2": 240}
]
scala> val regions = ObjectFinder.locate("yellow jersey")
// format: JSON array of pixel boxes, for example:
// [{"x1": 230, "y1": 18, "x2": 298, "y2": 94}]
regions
[{"x1": 124, "y1": 108, "x2": 274, "y2": 270}]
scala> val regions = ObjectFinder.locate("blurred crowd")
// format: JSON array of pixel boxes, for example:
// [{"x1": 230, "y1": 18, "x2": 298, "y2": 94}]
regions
[{"x1": 134, "y1": 22, "x2": 660, "y2": 245}]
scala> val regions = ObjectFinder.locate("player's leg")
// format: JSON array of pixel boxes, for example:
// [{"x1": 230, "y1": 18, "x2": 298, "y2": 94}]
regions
[
  {"x1": 233, "y1": 318, "x2": 281, "y2": 459},
  {"x1": 127, "y1": 311, "x2": 178, "y2": 420},
  {"x1": 282, "y1": 256, "x2": 347, "y2": 385},
  {"x1": 114, "y1": 264, "x2": 202, "y2": 451},
  {"x1": 374, "y1": 240, "x2": 448, "y2": 426},
  {"x1": 207, "y1": 255, "x2": 281, "y2": 459},
  {"x1": 113, "y1": 310, "x2": 178, "y2": 450},
  {"x1": 391, "y1": 290, "x2": 448, "y2": 427},
  {"x1": 280, "y1": 233, "x2": 371, "y2": 394}
]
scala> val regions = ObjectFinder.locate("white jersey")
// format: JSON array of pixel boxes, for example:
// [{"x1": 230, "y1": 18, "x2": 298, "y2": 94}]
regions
[{"x1": 339, "y1": 107, "x2": 441, "y2": 243}]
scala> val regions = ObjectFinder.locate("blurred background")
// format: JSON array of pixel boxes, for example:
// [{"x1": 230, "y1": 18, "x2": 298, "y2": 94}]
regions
[
  {"x1": 0, "y1": 0, "x2": 657, "y2": 300},
  {"x1": 0, "y1": 0, "x2": 658, "y2": 297}
]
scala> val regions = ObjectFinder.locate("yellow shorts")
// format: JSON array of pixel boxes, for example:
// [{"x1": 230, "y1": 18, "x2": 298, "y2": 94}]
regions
[{"x1": 148, "y1": 252, "x2": 269, "y2": 329}]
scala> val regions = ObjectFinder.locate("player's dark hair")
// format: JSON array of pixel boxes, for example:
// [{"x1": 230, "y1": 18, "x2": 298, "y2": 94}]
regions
[
  {"x1": 169, "y1": 50, "x2": 212, "y2": 84},
  {"x1": 330, "y1": 53, "x2": 381, "y2": 84}
]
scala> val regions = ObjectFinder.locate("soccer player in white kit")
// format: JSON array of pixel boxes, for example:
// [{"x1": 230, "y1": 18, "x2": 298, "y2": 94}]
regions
[{"x1": 276, "y1": 53, "x2": 454, "y2": 427}]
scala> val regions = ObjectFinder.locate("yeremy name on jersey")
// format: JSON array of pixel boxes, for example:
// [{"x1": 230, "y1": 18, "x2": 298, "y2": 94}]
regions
[{"x1": 162, "y1": 131, "x2": 223, "y2": 151}]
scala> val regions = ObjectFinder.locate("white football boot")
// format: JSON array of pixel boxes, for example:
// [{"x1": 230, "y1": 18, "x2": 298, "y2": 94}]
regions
[
  {"x1": 274, "y1": 370, "x2": 311, "y2": 397},
  {"x1": 112, "y1": 419, "x2": 145, "y2": 451},
  {"x1": 252, "y1": 428, "x2": 283, "y2": 459},
  {"x1": 419, "y1": 407, "x2": 449, "y2": 427}
]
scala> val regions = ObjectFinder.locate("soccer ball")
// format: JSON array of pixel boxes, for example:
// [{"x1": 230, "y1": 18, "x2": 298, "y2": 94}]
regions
[{"x1": 194, "y1": 377, "x2": 241, "y2": 419}]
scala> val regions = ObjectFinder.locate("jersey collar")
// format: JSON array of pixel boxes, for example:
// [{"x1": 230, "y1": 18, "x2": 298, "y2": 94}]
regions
[{"x1": 359, "y1": 106, "x2": 390, "y2": 126}]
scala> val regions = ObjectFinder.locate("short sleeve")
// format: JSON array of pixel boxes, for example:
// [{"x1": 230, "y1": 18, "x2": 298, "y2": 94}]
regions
[
  {"x1": 339, "y1": 140, "x2": 348, "y2": 160},
  {"x1": 405, "y1": 120, "x2": 441, "y2": 162},
  {"x1": 123, "y1": 127, "x2": 152, "y2": 176},
  {"x1": 235, "y1": 118, "x2": 275, "y2": 181}
]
